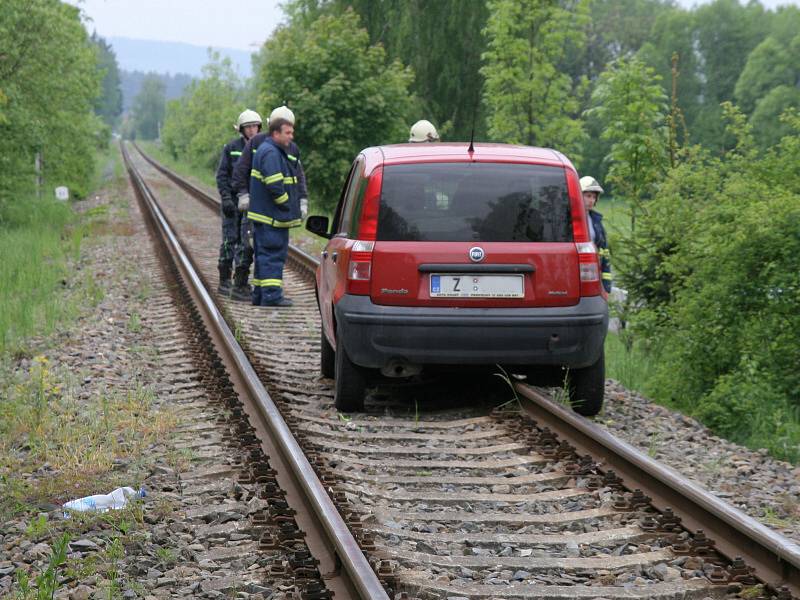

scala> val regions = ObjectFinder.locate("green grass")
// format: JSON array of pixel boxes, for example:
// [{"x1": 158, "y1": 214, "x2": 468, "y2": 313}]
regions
[
  {"x1": 0, "y1": 198, "x2": 83, "y2": 356},
  {"x1": 604, "y1": 331, "x2": 657, "y2": 398},
  {"x1": 0, "y1": 149, "x2": 121, "y2": 356}
]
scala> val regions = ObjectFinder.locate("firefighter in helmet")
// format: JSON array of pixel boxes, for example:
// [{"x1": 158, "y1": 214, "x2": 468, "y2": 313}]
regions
[{"x1": 580, "y1": 176, "x2": 612, "y2": 293}]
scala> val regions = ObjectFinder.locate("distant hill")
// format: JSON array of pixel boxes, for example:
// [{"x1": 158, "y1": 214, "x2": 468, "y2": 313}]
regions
[{"x1": 109, "y1": 36, "x2": 253, "y2": 78}]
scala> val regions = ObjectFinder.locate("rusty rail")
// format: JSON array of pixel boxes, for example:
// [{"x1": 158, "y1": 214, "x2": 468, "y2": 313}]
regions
[
  {"x1": 122, "y1": 141, "x2": 388, "y2": 600},
  {"x1": 515, "y1": 385, "x2": 800, "y2": 596}
]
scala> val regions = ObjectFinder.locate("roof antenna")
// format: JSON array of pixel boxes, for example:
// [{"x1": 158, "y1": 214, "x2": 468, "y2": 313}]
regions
[{"x1": 467, "y1": 91, "x2": 480, "y2": 154}]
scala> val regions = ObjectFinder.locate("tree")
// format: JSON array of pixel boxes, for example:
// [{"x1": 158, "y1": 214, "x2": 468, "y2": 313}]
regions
[
  {"x1": 91, "y1": 33, "x2": 123, "y2": 128},
  {"x1": 0, "y1": 0, "x2": 101, "y2": 205},
  {"x1": 587, "y1": 57, "x2": 668, "y2": 226},
  {"x1": 344, "y1": 0, "x2": 489, "y2": 141},
  {"x1": 257, "y1": 9, "x2": 414, "y2": 211},
  {"x1": 480, "y1": 0, "x2": 588, "y2": 158},
  {"x1": 130, "y1": 74, "x2": 165, "y2": 140},
  {"x1": 162, "y1": 52, "x2": 244, "y2": 169},
  {"x1": 750, "y1": 87, "x2": 800, "y2": 148}
]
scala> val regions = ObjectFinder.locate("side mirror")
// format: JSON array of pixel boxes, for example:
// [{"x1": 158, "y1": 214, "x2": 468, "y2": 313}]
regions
[{"x1": 305, "y1": 215, "x2": 331, "y2": 239}]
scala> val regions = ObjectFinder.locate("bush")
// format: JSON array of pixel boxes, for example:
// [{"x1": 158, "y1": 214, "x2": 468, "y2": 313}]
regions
[{"x1": 620, "y1": 106, "x2": 800, "y2": 461}]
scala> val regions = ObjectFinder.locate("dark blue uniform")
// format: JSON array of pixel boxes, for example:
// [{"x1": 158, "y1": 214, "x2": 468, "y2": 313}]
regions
[
  {"x1": 232, "y1": 133, "x2": 308, "y2": 199},
  {"x1": 589, "y1": 210, "x2": 612, "y2": 293},
  {"x1": 248, "y1": 138, "x2": 302, "y2": 305},
  {"x1": 215, "y1": 136, "x2": 253, "y2": 275}
]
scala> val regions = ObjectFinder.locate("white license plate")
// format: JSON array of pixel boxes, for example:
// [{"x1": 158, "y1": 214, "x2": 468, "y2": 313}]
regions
[{"x1": 429, "y1": 274, "x2": 524, "y2": 298}]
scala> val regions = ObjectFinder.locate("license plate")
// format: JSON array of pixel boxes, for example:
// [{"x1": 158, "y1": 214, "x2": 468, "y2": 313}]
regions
[{"x1": 430, "y1": 274, "x2": 524, "y2": 298}]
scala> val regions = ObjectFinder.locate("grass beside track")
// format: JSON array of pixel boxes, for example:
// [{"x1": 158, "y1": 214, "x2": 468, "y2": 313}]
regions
[{"x1": 0, "y1": 149, "x2": 121, "y2": 357}]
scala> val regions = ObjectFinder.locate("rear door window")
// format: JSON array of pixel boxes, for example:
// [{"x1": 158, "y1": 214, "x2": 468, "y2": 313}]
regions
[{"x1": 376, "y1": 162, "x2": 572, "y2": 242}]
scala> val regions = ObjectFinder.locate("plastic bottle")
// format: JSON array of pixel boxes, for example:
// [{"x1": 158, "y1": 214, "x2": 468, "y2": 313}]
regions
[{"x1": 63, "y1": 486, "x2": 145, "y2": 514}]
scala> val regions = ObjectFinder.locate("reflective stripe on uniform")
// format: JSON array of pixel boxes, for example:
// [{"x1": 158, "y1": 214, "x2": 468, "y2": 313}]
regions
[
  {"x1": 230, "y1": 151, "x2": 242, "y2": 156},
  {"x1": 252, "y1": 278, "x2": 282, "y2": 287},
  {"x1": 283, "y1": 176, "x2": 297, "y2": 184},
  {"x1": 248, "y1": 211, "x2": 302, "y2": 228},
  {"x1": 598, "y1": 248, "x2": 611, "y2": 258},
  {"x1": 602, "y1": 272, "x2": 613, "y2": 280},
  {"x1": 274, "y1": 192, "x2": 289, "y2": 204},
  {"x1": 250, "y1": 169, "x2": 284, "y2": 185},
  {"x1": 286, "y1": 154, "x2": 297, "y2": 161}
]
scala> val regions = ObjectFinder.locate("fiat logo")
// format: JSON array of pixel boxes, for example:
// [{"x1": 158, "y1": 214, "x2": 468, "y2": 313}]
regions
[{"x1": 469, "y1": 247, "x2": 485, "y2": 262}]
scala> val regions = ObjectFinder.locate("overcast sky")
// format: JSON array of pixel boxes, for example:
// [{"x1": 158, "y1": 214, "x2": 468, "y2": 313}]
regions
[
  {"x1": 68, "y1": 0, "x2": 285, "y2": 51},
  {"x1": 68, "y1": 0, "x2": 798, "y2": 52}
]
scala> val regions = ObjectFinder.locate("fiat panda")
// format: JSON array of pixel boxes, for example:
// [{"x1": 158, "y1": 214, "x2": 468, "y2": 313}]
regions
[{"x1": 306, "y1": 143, "x2": 608, "y2": 414}]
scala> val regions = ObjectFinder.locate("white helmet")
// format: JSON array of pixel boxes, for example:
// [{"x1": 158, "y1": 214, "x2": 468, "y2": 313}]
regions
[
  {"x1": 580, "y1": 176, "x2": 604, "y2": 194},
  {"x1": 408, "y1": 119, "x2": 439, "y2": 143},
  {"x1": 235, "y1": 109, "x2": 262, "y2": 131},
  {"x1": 269, "y1": 105, "x2": 295, "y2": 125}
]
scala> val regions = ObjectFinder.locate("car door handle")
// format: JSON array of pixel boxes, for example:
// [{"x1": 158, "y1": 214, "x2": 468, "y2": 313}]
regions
[
  {"x1": 322, "y1": 251, "x2": 328, "y2": 259},
  {"x1": 331, "y1": 252, "x2": 338, "y2": 264}
]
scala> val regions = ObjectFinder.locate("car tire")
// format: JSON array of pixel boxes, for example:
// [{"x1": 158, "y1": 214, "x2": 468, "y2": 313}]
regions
[
  {"x1": 567, "y1": 349, "x2": 605, "y2": 417},
  {"x1": 334, "y1": 331, "x2": 365, "y2": 412},
  {"x1": 320, "y1": 329, "x2": 335, "y2": 378}
]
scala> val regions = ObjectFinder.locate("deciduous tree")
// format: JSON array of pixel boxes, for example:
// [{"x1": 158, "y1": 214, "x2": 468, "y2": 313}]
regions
[
  {"x1": 480, "y1": 0, "x2": 588, "y2": 159},
  {"x1": 257, "y1": 9, "x2": 414, "y2": 212}
]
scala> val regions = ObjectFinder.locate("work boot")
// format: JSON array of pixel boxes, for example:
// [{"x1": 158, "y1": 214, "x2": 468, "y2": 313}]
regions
[
  {"x1": 230, "y1": 267, "x2": 251, "y2": 302},
  {"x1": 217, "y1": 264, "x2": 232, "y2": 295},
  {"x1": 263, "y1": 297, "x2": 293, "y2": 307}
]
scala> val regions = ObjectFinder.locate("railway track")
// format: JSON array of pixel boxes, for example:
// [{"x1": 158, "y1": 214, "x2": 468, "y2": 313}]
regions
[{"x1": 125, "y1": 141, "x2": 800, "y2": 600}]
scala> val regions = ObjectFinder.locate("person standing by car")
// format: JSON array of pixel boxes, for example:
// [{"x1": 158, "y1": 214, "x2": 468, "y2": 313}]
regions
[
  {"x1": 580, "y1": 176, "x2": 612, "y2": 293},
  {"x1": 233, "y1": 106, "x2": 309, "y2": 223},
  {"x1": 408, "y1": 119, "x2": 440, "y2": 143},
  {"x1": 247, "y1": 118, "x2": 302, "y2": 307},
  {"x1": 216, "y1": 109, "x2": 262, "y2": 299}
]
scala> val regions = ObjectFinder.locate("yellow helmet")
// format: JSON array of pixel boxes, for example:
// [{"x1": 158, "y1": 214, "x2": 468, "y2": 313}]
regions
[
  {"x1": 579, "y1": 176, "x2": 604, "y2": 194},
  {"x1": 269, "y1": 105, "x2": 296, "y2": 125},
  {"x1": 408, "y1": 119, "x2": 439, "y2": 143},
  {"x1": 235, "y1": 109, "x2": 262, "y2": 131}
]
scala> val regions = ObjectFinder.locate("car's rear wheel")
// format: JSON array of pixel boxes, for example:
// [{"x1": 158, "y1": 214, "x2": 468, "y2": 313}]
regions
[
  {"x1": 334, "y1": 330, "x2": 365, "y2": 412},
  {"x1": 320, "y1": 329, "x2": 335, "y2": 378},
  {"x1": 567, "y1": 348, "x2": 605, "y2": 416}
]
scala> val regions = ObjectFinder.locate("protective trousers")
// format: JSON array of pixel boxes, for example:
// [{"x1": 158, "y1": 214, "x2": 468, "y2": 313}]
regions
[
  {"x1": 218, "y1": 207, "x2": 253, "y2": 271},
  {"x1": 251, "y1": 222, "x2": 288, "y2": 305}
]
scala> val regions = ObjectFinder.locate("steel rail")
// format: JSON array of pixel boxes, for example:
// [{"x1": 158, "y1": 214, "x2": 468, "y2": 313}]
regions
[
  {"x1": 133, "y1": 141, "x2": 800, "y2": 598},
  {"x1": 515, "y1": 384, "x2": 800, "y2": 596},
  {"x1": 122, "y1": 142, "x2": 388, "y2": 600}
]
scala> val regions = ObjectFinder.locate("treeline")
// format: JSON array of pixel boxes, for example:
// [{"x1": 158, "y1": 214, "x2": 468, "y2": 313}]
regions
[{"x1": 0, "y1": 1, "x2": 120, "y2": 206}]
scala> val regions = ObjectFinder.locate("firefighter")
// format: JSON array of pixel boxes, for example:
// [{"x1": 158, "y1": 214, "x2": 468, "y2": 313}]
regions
[
  {"x1": 580, "y1": 176, "x2": 612, "y2": 293},
  {"x1": 216, "y1": 109, "x2": 262, "y2": 300},
  {"x1": 408, "y1": 119, "x2": 440, "y2": 143},
  {"x1": 233, "y1": 106, "x2": 309, "y2": 223},
  {"x1": 247, "y1": 118, "x2": 302, "y2": 307}
]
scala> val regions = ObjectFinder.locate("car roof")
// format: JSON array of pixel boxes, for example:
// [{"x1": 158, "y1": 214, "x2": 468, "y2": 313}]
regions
[
  {"x1": 378, "y1": 142, "x2": 563, "y2": 163},
  {"x1": 362, "y1": 143, "x2": 571, "y2": 170}
]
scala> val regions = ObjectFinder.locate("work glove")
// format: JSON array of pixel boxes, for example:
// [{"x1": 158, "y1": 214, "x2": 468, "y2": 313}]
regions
[
  {"x1": 300, "y1": 197, "x2": 308, "y2": 220},
  {"x1": 237, "y1": 193, "x2": 250, "y2": 212},
  {"x1": 221, "y1": 194, "x2": 236, "y2": 217}
]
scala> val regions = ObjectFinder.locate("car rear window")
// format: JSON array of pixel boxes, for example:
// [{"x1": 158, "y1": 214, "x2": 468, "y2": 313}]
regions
[{"x1": 376, "y1": 162, "x2": 573, "y2": 242}]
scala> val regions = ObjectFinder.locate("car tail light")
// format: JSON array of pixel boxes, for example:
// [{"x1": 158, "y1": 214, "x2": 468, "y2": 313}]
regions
[
  {"x1": 347, "y1": 240, "x2": 374, "y2": 295},
  {"x1": 355, "y1": 167, "x2": 383, "y2": 241},
  {"x1": 568, "y1": 171, "x2": 602, "y2": 297}
]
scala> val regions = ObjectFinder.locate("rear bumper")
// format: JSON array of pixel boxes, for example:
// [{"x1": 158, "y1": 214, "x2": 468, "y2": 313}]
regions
[{"x1": 334, "y1": 295, "x2": 608, "y2": 370}]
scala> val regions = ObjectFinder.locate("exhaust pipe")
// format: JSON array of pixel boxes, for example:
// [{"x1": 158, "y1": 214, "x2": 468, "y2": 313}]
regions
[{"x1": 381, "y1": 359, "x2": 422, "y2": 378}]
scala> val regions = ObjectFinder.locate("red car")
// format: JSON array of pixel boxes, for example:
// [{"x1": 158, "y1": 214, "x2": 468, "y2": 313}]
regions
[{"x1": 306, "y1": 143, "x2": 608, "y2": 414}]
